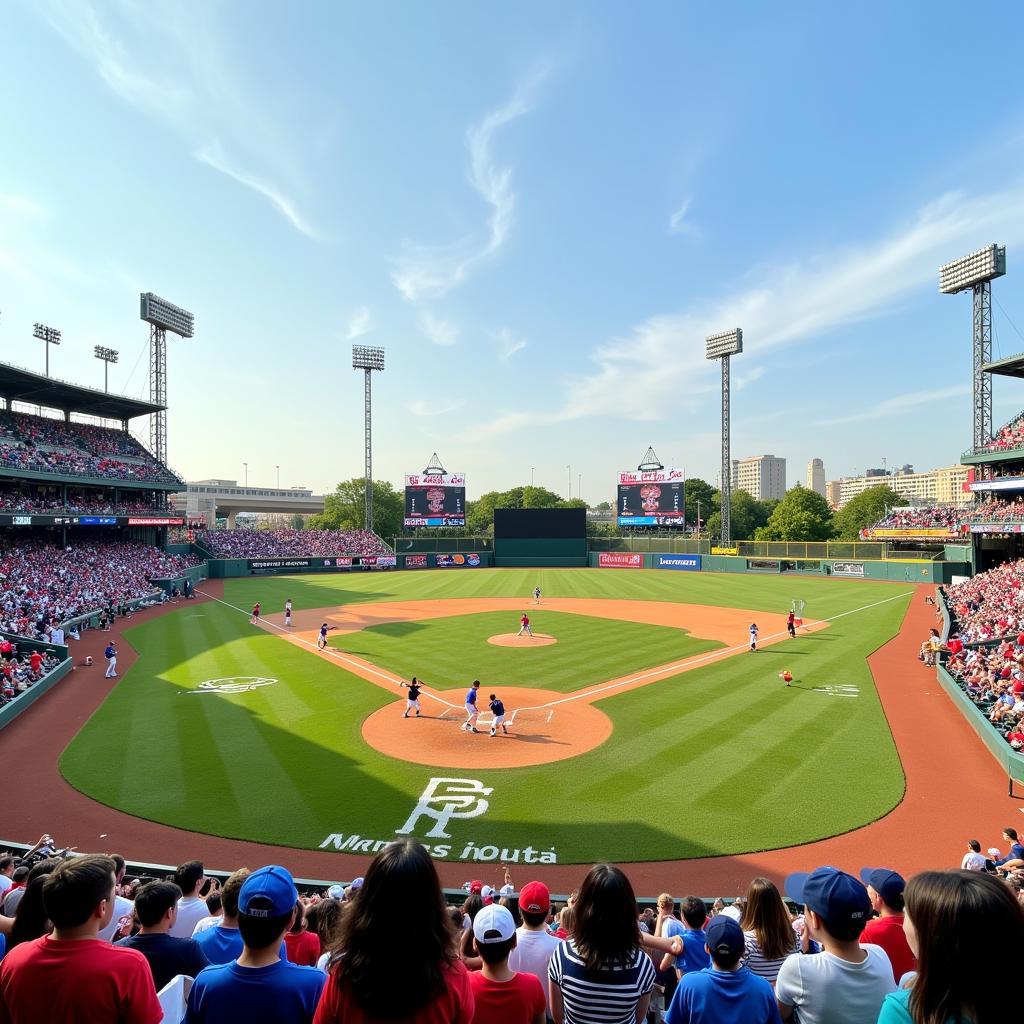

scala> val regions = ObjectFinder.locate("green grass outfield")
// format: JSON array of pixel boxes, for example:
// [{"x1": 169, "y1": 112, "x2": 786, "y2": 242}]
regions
[{"x1": 60, "y1": 569, "x2": 912, "y2": 866}]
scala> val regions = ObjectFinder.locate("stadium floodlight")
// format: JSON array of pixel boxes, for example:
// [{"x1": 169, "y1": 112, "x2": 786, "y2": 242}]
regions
[
  {"x1": 705, "y1": 328, "x2": 743, "y2": 545},
  {"x1": 33, "y1": 322, "x2": 61, "y2": 376},
  {"x1": 140, "y1": 291, "x2": 195, "y2": 472},
  {"x1": 140, "y1": 292, "x2": 195, "y2": 338},
  {"x1": 939, "y1": 245, "x2": 1006, "y2": 450},
  {"x1": 93, "y1": 345, "x2": 119, "y2": 392},
  {"x1": 352, "y1": 345, "x2": 386, "y2": 531}
]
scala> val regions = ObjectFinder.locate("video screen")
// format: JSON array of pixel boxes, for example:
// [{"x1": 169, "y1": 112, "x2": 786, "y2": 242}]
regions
[
  {"x1": 403, "y1": 474, "x2": 466, "y2": 527},
  {"x1": 616, "y1": 480, "x2": 685, "y2": 527}
]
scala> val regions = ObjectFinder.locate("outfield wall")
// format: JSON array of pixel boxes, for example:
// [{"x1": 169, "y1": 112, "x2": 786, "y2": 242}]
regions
[{"x1": 0, "y1": 633, "x2": 73, "y2": 731}]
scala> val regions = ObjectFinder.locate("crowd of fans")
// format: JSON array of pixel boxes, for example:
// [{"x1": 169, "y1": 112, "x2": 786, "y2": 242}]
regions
[
  {"x1": 975, "y1": 408, "x2": 1024, "y2": 452},
  {"x1": 962, "y1": 497, "x2": 1024, "y2": 522},
  {"x1": 866, "y1": 505, "x2": 965, "y2": 531},
  {"x1": 0, "y1": 835, "x2": 1021, "y2": 1023},
  {"x1": 0, "y1": 490, "x2": 170, "y2": 516},
  {"x1": 0, "y1": 539, "x2": 202, "y2": 639},
  {"x1": 195, "y1": 529, "x2": 392, "y2": 559},
  {"x1": 0, "y1": 638, "x2": 62, "y2": 708},
  {"x1": 0, "y1": 411, "x2": 180, "y2": 485}
]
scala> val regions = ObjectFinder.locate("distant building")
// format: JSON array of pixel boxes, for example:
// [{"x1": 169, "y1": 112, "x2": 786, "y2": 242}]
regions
[
  {"x1": 733, "y1": 455, "x2": 787, "y2": 501},
  {"x1": 806, "y1": 459, "x2": 825, "y2": 496},
  {"x1": 833, "y1": 465, "x2": 970, "y2": 508},
  {"x1": 825, "y1": 480, "x2": 842, "y2": 508}
]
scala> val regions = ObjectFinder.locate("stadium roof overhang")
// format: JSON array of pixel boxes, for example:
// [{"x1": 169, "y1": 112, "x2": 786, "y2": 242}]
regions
[
  {"x1": 0, "y1": 362, "x2": 162, "y2": 421},
  {"x1": 983, "y1": 352, "x2": 1024, "y2": 379}
]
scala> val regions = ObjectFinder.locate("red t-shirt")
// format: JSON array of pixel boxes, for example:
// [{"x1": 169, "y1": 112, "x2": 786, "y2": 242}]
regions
[
  {"x1": 0, "y1": 935, "x2": 162, "y2": 1024},
  {"x1": 859, "y1": 914, "x2": 916, "y2": 983},
  {"x1": 284, "y1": 929, "x2": 322, "y2": 967},
  {"x1": 313, "y1": 959, "x2": 474, "y2": 1024},
  {"x1": 468, "y1": 970, "x2": 545, "y2": 1024}
]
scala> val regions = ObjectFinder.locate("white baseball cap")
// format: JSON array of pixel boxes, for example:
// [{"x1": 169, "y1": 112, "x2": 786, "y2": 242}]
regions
[{"x1": 473, "y1": 904, "x2": 516, "y2": 943}]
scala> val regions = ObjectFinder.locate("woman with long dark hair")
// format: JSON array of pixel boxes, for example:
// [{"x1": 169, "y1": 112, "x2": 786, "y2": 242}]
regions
[
  {"x1": 877, "y1": 870, "x2": 1024, "y2": 1023},
  {"x1": 8, "y1": 860, "x2": 60, "y2": 949},
  {"x1": 548, "y1": 864, "x2": 655, "y2": 1024},
  {"x1": 739, "y1": 877, "x2": 799, "y2": 984},
  {"x1": 313, "y1": 839, "x2": 473, "y2": 1023}
]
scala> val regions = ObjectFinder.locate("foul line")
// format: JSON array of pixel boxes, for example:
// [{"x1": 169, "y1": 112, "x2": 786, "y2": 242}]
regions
[{"x1": 194, "y1": 589, "x2": 464, "y2": 713}]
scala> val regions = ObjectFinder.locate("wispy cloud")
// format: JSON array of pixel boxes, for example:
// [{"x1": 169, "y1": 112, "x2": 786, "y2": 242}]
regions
[
  {"x1": 408, "y1": 399, "x2": 465, "y2": 417},
  {"x1": 418, "y1": 312, "x2": 460, "y2": 347},
  {"x1": 0, "y1": 192, "x2": 51, "y2": 220},
  {"x1": 478, "y1": 183, "x2": 1024, "y2": 435},
  {"x1": 668, "y1": 198, "x2": 695, "y2": 236},
  {"x1": 344, "y1": 306, "x2": 372, "y2": 341},
  {"x1": 391, "y1": 70, "x2": 546, "y2": 302},
  {"x1": 35, "y1": 1, "x2": 319, "y2": 239},
  {"x1": 494, "y1": 328, "x2": 527, "y2": 362},
  {"x1": 733, "y1": 366, "x2": 765, "y2": 390},
  {"x1": 817, "y1": 385, "x2": 971, "y2": 427}
]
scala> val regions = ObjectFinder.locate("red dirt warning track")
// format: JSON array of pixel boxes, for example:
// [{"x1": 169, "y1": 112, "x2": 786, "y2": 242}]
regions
[{"x1": 0, "y1": 582, "x2": 1017, "y2": 895}]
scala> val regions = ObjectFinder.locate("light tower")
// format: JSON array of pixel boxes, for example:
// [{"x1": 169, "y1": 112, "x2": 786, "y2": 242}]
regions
[
  {"x1": 939, "y1": 245, "x2": 1006, "y2": 450},
  {"x1": 33, "y1": 323, "x2": 61, "y2": 376},
  {"x1": 352, "y1": 345, "x2": 385, "y2": 531},
  {"x1": 140, "y1": 292, "x2": 194, "y2": 467},
  {"x1": 705, "y1": 328, "x2": 743, "y2": 545},
  {"x1": 93, "y1": 346, "x2": 119, "y2": 392}
]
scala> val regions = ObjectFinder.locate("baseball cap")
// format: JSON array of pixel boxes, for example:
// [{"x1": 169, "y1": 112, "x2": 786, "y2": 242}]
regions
[
  {"x1": 349, "y1": 876, "x2": 364, "y2": 890},
  {"x1": 473, "y1": 904, "x2": 516, "y2": 943},
  {"x1": 468, "y1": 879, "x2": 484, "y2": 895},
  {"x1": 480, "y1": 884, "x2": 496, "y2": 903},
  {"x1": 327, "y1": 884, "x2": 344, "y2": 900},
  {"x1": 239, "y1": 865, "x2": 298, "y2": 918},
  {"x1": 859, "y1": 868, "x2": 905, "y2": 909},
  {"x1": 705, "y1": 916, "x2": 745, "y2": 959},
  {"x1": 785, "y1": 867, "x2": 871, "y2": 933},
  {"x1": 519, "y1": 881, "x2": 550, "y2": 915},
  {"x1": 498, "y1": 883, "x2": 515, "y2": 897}
]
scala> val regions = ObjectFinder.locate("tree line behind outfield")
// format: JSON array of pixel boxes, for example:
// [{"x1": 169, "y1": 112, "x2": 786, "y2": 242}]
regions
[{"x1": 301, "y1": 477, "x2": 909, "y2": 542}]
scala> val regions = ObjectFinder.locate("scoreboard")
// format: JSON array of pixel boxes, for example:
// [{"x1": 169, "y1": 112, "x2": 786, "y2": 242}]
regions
[
  {"x1": 403, "y1": 473, "x2": 466, "y2": 527},
  {"x1": 616, "y1": 469, "x2": 685, "y2": 527}
]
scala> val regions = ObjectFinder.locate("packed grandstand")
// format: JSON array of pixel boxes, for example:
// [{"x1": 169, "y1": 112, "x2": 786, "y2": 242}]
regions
[{"x1": 194, "y1": 528, "x2": 392, "y2": 559}]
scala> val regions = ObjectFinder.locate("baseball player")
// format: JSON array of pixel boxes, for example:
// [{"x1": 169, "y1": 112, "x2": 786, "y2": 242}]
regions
[
  {"x1": 462, "y1": 680, "x2": 481, "y2": 733},
  {"x1": 317, "y1": 622, "x2": 332, "y2": 650},
  {"x1": 401, "y1": 677, "x2": 423, "y2": 718},
  {"x1": 786, "y1": 610, "x2": 796, "y2": 638},
  {"x1": 250, "y1": 601, "x2": 261, "y2": 625},
  {"x1": 104, "y1": 641, "x2": 117, "y2": 678},
  {"x1": 749, "y1": 622, "x2": 759, "y2": 652},
  {"x1": 533, "y1": 586, "x2": 541, "y2": 605},
  {"x1": 488, "y1": 693, "x2": 508, "y2": 736},
  {"x1": 285, "y1": 599, "x2": 293, "y2": 627},
  {"x1": 517, "y1": 612, "x2": 533, "y2": 637}
]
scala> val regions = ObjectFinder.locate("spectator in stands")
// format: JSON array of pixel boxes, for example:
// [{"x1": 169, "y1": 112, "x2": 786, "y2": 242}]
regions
[
  {"x1": 468, "y1": 903, "x2": 546, "y2": 1024},
  {"x1": 97, "y1": 854, "x2": 134, "y2": 942},
  {"x1": 665, "y1": 915, "x2": 782, "y2": 1024},
  {"x1": 776, "y1": 867, "x2": 895, "y2": 1023},
  {"x1": 739, "y1": 877, "x2": 800, "y2": 985},
  {"x1": 306, "y1": 899, "x2": 344, "y2": 972},
  {"x1": 993, "y1": 826, "x2": 1024, "y2": 872},
  {"x1": 507, "y1": 881, "x2": 561, "y2": 1021},
  {"x1": 194, "y1": 868, "x2": 287, "y2": 967},
  {"x1": 190, "y1": 888, "x2": 224, "y2": 937},
  {"x1": 186, "y1": 865, "x2": 325, "y2": 1023},
  {"x1": 548, "y1": 864, "x2": 656, "y2": 1024},
  {"x1": 0, "y1": 854, "x2": 161, "y2": 1024},
  {"x1": 116, "y1": 880, "x2": 209, "y2": 989},
  {"x1": 196, "y1": 528, "x2": 391, "y2": 559},
  {"x1": 0, "y1": 857, "x2": 14, "y2": 898},
  {"x1": 659, "y1": 895, "x2": 710, "y2": 980},
  {"x1": 876, "y1": 870, "x2": 1024, "y2": 1023},
  {"x1": 858, "y1": 869, "x2": 915, "y2": 984},
  {"x1": 171, "y1": 861, "x2": 216, "y2": 939},
  {"x1": 8, "y1": 860, "x2": 61, "y2": 950},
  {"x1": 960, "y1": 839, "x2": 989, "y2": 872},
  {"x1": 315, "y1": 838, "x2": 473, "y2": 1022},
  {"x1": 1, "y1": 867, "x2": 29, "y2": 917},
  {"x1": 284, "y1": 900, "x2": 322, "y2": 967}
]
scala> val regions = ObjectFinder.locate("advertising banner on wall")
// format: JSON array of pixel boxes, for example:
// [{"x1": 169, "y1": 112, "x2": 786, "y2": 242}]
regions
[
  {"x1": 435, "y1": 553, "x2": 482, "y2": 567},
  {"x1": 969, "y1": 523, "x2": 1024, "y2": 533},
  {"x1": 598, "y1": 552, "x2": 643, "y2": 568},
  {"x1": 860, "y1": 527, "x2": 959, "y2": 539},
  {"x1": 127, "y1": 517, "x2": 185, "y2": 526},
  {"x1": 404, "y1": 554, "x2": 429, "y2": 568},
  {"x1": 360, "y1": 555, "x2": 398, "y2": 567},
  {"x1": 654, "y1": 554, "x2": 701, "y2": 571},
  {"x1": 616, "y1": 469, "x2": 685, "y2": 527},
  {"x1": 831, "y1": 561, "x2": 866, "y2": 577},
  {"x1": 404, "y1": 473, "x2": 467, "y2": 527}
]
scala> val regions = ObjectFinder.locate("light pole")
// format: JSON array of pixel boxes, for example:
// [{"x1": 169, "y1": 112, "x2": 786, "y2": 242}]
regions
[
  {"x1": 531, "y1": 467, "x2": 535, "y2": 486},
  {"x1": 93, "y1": 346, "x2": 119, "y2": 392},
  {"x1": 243, "y1": 462, "x2": 248, "y2": 488},
  {"x1": 33, "y1": 323, "x2": 61, "y2": 376},
  {"x1": 696, "y1": 499, "x2": 702, "y2": 542},
  {"x1": 140, "y1": 292, "x2": 194, "y2": 468},
  {"x1": 578, "y1": 473, "x2": 581, "y2": 503},
  {"x1": 705, "y1": 329, "x2": 743, "y2": 545},
  {"x1": 352, "y1": 345, "x2": 385, "y2": 531},
  {"x1": 276, "y1": 465, "x2": 280, "y2": 489},
  {"x1": 566, "y1": 464, "x2": 571, "y2": 500}
]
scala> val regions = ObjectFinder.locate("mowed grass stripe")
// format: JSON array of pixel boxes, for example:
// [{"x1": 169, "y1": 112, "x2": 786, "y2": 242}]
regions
[{"x1": 61, "y1": 571, "x2": 912, "y2": 863}]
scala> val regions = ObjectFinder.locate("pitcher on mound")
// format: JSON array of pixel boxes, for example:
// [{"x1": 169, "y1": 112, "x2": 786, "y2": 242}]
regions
[{"x1": 517, "y1": 612, "x2": 533, "y2": 637}]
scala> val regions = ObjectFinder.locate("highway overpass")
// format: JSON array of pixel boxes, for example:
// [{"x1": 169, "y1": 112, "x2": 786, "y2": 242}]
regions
[{"x1": 170, "y1": 479, "x2": 325, "y2": 527}]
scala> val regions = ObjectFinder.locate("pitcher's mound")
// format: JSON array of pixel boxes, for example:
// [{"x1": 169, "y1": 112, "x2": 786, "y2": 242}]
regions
[{"x1": 488, "y1": 633, "x2": 557, "y2": 647}]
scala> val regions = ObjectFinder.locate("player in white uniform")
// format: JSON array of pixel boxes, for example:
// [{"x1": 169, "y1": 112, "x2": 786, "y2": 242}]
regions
[
  {"x1": 749, "y1": 622, "x2": 759, "y2": 652},
  {"x1": 533, "y1": 586, "x2": 541, "y2": 605},
  {"x1": 285, "y1": 599, "x2": 293, "y2": 627},
  {"x1": 462, "y1": 680, "x2": 481, "y2": 733}
]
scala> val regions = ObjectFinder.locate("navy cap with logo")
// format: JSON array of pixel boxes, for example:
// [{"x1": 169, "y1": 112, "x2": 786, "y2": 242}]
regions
[
  {"x1": 238, "y1": 865, "x2": 298, "y2": 918},
  {"x1": 859, "y1": 868, "x2": 905, "y2": 909},
  {"x1": 784, "y1": 866, "x2": 872, "y2": 934},
  {"x1": 705, "y1": 916, "x2": 745, "y2": 958}
]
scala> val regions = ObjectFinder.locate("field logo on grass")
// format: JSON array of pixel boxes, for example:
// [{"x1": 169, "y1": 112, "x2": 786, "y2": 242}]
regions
[
  {"x1": 188, "y1": 676, "x2": 278, "y2": 694},
  {"x1": 396, "y1": 777, "x2": 493, "y2": 839},
  {"x1": 812, "y1": 684, "x2": 860, "y2": 698}
]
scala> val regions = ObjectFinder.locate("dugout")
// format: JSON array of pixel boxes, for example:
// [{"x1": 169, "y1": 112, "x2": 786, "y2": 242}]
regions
[{"x1": 494, "y1": 508, "x2": 587, "y2": 567}]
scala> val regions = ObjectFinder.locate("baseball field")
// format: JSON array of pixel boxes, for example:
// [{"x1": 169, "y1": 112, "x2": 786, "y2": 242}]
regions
[{"x1": 59, "y1": 569, "x2": 913, "y2": 868}]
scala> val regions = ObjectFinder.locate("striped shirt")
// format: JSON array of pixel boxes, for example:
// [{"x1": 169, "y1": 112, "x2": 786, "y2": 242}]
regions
[
  {"x1": 549, "y1": 939, "x2": 656, "y2": 1024},
  {"x1": 741, "y1": 930, "x2": 800, "y2": 984}
]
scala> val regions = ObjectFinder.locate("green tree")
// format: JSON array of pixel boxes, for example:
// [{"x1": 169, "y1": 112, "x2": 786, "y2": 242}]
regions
[
  {"x1": 594, "y1": 501, "x2": 612, "y2": 512},
  {"x1": 684, "y1": 478, "x2": 718, "y2": 525},
  {"x1": 754, "y1": 485, "x2": 834, "y2": 541},
  {"x1": 465, "y1": 485, "x2": 565, "y2": 533},
  {"x1": 704, "y1": 489, "x2": 770, "y2": 540},
  {"x1": 308, "y1": 478, "x2": 404, "y2": 539},
  {"x1": 831, "y1": 485, "x2": 906, "y2": 540}
]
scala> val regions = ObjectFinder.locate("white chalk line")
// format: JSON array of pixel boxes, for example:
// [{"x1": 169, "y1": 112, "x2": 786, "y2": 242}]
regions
[{"x1": 197, "y1": 587, "x2": 912, "y2": 721}]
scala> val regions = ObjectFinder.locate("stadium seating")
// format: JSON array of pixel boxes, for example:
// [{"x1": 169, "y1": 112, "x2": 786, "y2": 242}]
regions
[
  {"x1": 0, "y1": 492, "x2": 170, "y2": 515},
  {"x1": 0, "y1": 642, "x2": 63, "y2": 708},
  {"x1": 976, "y1": 408, "x2": 1024, "y2": 453},
  {"x1": 195, "y1": 528, "x2": 392, "y2": 558},
  {"x1": 0, "y1": 410, "x2": 181, "y2": 485}
]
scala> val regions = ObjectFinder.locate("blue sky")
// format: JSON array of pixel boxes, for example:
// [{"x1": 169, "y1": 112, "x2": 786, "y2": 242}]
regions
[{"x1": 3, "y1": 1, "x2": 1024, "y2": 502}]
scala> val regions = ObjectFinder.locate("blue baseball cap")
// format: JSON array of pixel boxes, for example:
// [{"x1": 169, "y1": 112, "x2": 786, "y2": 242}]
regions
[
  {"x1": 238, "y1": 865, "x2": 298, "y2": 918},
  {"x1": 785, "y1": 867, "x2": 871, "y2": 933},
  {"x1": 859, "y1": 868, "x2": 905, "y2": 909},
  {"x1": 706, "y1": 916, "x2": 745, "y2": 958}
]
